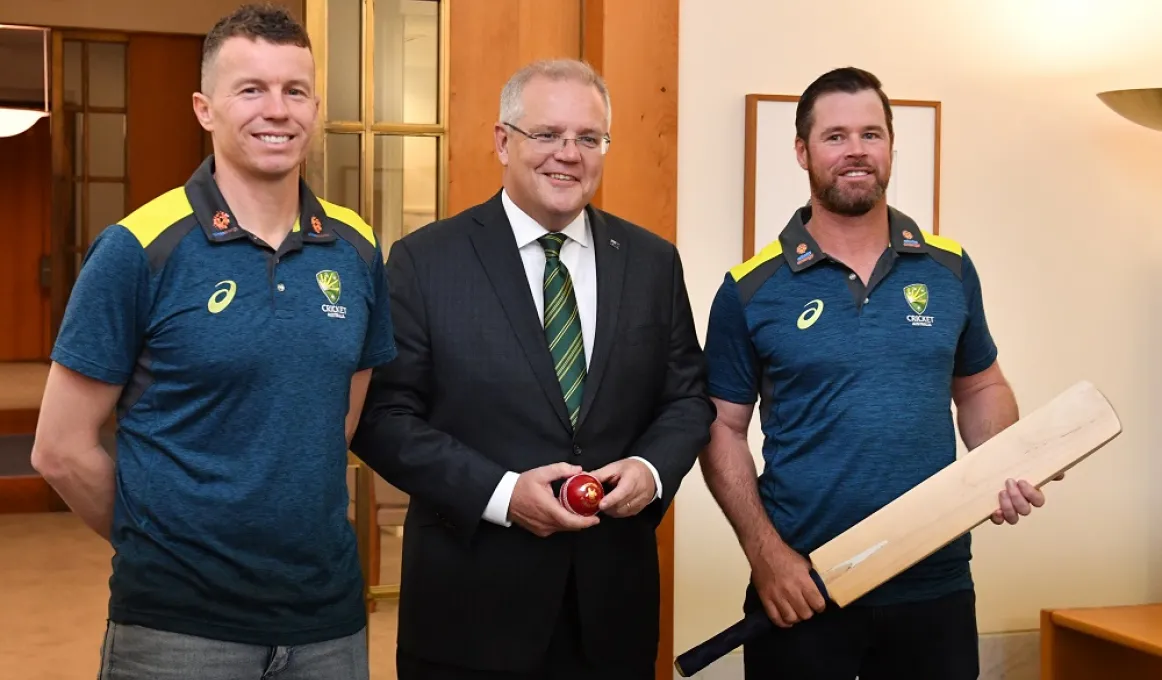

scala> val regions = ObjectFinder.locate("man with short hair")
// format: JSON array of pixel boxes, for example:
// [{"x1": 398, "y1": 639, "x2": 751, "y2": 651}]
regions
[
  {"x1": 350, "y1": 58, "x2": 714, "y2": 679},
  {"x1": 698, "y1": 66, "x2": 1054, "y2": 679},
  {"x1": 31, "y1": 5, "x2": 394, "y2": 679}
]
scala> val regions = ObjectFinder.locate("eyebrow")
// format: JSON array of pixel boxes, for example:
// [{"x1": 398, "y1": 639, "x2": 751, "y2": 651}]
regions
[
  {"x1": 232, "y1": 77, "x2": 312, "y2": 91},
  {"x1": 820, "y1": 124, "x2": 885, "y2": 136},
  {"x1": 529, "y1": 124, "x2": 604, "y2": 136}
]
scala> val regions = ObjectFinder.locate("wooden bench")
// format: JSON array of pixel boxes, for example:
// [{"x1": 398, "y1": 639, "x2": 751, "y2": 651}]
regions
[{"x1": 1041, "y1": 603, "x2": 1162, "y2": 678}]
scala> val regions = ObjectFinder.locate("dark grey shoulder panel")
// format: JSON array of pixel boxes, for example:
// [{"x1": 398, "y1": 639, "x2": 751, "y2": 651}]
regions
[
  {"x1": 143, "y1": 216, "x2": 200, "y2": 274},
  {"x1": 117, "y1": 346, "x2": 154, "y2": 420},
  {"x1": 736, "y1": 258, "x2": 786, "y2": 307},
  {"x1": 926, "y1": 248, "x2": 963, "y2": 280},
  {"x1": 330, "y1": 222, "x2": 377, "y2": 268}
]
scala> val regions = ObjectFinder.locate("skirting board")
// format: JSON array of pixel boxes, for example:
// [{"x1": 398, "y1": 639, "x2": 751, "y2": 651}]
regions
[
  {"x1": 672, "y1": 632, "x2": 1040, "y2": 680},
  {"x1": 979, "y1": 630, "x2": 1040, "y2": 680}
]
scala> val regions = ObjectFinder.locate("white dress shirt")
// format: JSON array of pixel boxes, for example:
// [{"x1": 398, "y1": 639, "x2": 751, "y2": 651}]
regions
[{"x1": 481, "y1": 190, "x2": 662, "y2": 527}]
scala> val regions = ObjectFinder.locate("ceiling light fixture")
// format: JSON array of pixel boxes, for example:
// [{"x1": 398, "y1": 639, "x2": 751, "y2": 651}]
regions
[
  {"x1": 0, "y1": 24, "x2": 50, "y2": 138},
  {"x1": 1097, "y1": 88, "x2": 1162, "y2": 132}
]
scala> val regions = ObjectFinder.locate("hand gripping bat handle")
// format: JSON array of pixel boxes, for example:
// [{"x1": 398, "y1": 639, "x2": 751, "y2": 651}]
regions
[{"x1": 672, "y1": 569, "x2": 831, "y2": 677}]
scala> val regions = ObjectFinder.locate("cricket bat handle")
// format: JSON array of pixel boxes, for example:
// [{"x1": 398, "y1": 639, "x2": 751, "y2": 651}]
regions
[{"x1": 672, "y1": 569, "x2": 830, "y2": 677}]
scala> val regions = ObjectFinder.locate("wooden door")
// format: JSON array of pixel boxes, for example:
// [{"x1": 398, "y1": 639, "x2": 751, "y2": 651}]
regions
[
  {"x1": 48, "y1": 31, "x2": 206, "y2": 339},
  {"x1": 126, "y1": 34, "x2": 205, "y2": 213},
  {"x1": 0, "y1": 116, "x2": 53, "y2": 361}
]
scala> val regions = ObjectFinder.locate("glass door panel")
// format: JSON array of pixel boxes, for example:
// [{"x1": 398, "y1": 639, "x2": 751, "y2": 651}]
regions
[
  {"x1": 327, "y1": 0, "x2": 364, "y2": 123},
  {"x1": 373, "y1": 134, "x2": 437, "y2": 245},
  {"x1": 374, "y1": 0, "x2": 439, "y2": 124}
]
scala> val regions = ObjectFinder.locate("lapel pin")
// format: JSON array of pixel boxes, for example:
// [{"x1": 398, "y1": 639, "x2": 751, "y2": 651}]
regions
[{"x1": 609, "y1": 239, "x2": 620, "y2": 250}]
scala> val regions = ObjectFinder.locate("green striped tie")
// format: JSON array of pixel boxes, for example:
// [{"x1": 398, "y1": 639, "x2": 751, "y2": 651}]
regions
[{"x1": 538, "y1": 233, "x2": 586, "y2": 428}]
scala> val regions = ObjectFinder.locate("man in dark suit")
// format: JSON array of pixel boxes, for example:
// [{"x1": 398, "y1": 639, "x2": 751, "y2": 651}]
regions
[{"x1": 349, "y1": 58, "x2": 714, "y2": 679}]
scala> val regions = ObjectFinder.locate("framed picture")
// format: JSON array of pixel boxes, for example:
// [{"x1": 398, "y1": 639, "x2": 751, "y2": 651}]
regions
[{"x1": 742, "y1": 94, "x2": 942, "y2": 259}]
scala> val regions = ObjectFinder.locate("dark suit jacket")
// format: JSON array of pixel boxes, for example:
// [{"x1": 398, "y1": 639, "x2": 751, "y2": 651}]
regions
[{"x1": 350, "y1": 191, "x2": 714, "y2": 672}]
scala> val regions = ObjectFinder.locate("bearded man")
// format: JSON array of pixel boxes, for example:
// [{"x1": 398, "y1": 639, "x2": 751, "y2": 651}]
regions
[{"x1": 697, "y1": 66, "x2": 1051, "y2": 680}]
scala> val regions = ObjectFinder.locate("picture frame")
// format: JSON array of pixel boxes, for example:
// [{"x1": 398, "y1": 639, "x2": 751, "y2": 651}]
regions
[{"x1": 742, "y1": 94, "x2": 942, "y2": 259}]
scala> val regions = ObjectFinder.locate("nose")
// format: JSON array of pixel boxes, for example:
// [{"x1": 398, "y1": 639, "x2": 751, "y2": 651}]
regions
[
  {"x1": 263, "y1": 91, "x2": 290, "y2": 119},
  {"x1": 846, "y1": 135, "x2": 868, "y2": 158},
  {"x1": 553, "y1": 138, "x2": 583, "y2": 162}
]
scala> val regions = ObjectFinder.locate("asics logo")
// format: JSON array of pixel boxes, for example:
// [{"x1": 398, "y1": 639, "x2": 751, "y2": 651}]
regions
[
  {"x1": 207, "y1": 280, "x2": 237, "y2": 314},
  {"x1": 797, "y1": 299, "x2": 824, "y2": 330}
]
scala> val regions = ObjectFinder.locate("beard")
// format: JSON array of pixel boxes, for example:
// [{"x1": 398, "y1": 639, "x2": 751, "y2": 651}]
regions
[{"x1": 807, "y1": 156, "x2": 890, "y2": 216}]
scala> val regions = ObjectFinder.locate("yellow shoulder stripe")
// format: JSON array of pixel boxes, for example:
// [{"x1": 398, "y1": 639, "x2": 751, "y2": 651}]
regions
[
  {"x1": 923, "y1": 230, "x2": 962, "y2": 257},
  {"x1": 729, "y1": 240, "x2": 784, "y2": 282},
  {"x1": 119, "y1": 187, "x2": 194, "y2": 248},
  {"x1": 320, "y1": 199, "x2": 376, "y2": 247}
]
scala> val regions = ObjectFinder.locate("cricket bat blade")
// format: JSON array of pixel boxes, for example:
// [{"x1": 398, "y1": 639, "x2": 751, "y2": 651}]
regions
[{"x1": 809, "y1": 379, "x2": 1121, "y2": 607}]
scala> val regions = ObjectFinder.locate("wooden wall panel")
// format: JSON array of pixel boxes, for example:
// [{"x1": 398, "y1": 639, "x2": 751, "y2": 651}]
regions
[
  {"x1": 0, "y1": 117, "x2": 53, "y2": 361},
  {"x1": 584, "y1": 0, "x2": 679, "y2": 243},
  {"x1": 582, "y1": 2, "x2": 681, "y2": 678},
  {"x1": 446, "y1": 0, "x2": 581, "y2": 216},
  {"x1": 0, "y1": 410, "x2": 40, "y2": 437},
  {"x1": 127, "y1": 34, "x2": 206, "y2": 212}
]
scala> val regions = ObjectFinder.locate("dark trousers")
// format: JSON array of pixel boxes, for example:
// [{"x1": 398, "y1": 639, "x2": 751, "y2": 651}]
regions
[
  {"x1": 742, "y1": 587, "x2": 980, "y2": 680},
  {"x1": 397, "y1": 567, "x2": 652, "y2": 680}
]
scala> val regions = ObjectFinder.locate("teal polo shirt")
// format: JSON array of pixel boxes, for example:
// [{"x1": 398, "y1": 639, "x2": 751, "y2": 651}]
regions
[
  {"x1": 704, "y1": 205, "x2": 998, "y2": 606},
  {"x1": 50, "y1": 155, "x2": 397, "y2": 645}
]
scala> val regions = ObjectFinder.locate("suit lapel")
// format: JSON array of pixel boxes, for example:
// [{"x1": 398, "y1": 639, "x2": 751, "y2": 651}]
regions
[
  {"x1": 468, "y1": 193, "x2": 573, "y2": 432},
  {"x1": 577, "y1": 207, "x2": 626, "y2": 427}
]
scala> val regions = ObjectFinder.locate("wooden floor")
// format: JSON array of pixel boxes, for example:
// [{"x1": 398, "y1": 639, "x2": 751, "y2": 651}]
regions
[{"x1": 0, "y1": 512, "x2": 404, "y2": 679}]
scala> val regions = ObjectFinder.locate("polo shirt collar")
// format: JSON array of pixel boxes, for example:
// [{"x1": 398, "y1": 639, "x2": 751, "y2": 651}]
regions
[
  {"x1": 778, "y1": 204, "x2": 928, "y2": 272},
  {"x1": 185, "y1": 155, "x2": 336, "y2": 245},
  {"x1": 501, "y1": 189, "x2": 591, "y2": 250}
]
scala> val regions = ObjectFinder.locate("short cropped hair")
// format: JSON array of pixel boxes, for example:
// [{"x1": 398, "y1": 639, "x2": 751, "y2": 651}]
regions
[
  {"x1": 201, "y1": 3, "x2": 312, "y2": 91},
  {"x1": 795, "y1": 67, "x2": 893, "y2": 142},
  {"x1": 499, "y1": 59, "x2": 612, "y2": 131}
]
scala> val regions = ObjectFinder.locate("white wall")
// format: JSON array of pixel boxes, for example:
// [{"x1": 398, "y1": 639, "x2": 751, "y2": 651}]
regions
[{"x1": 675, "y1": 0, "x2": 1162, "y2": 656}]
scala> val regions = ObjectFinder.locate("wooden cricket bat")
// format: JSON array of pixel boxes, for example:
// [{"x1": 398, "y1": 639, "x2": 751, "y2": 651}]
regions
[{"x1": 674, "y1": 380, "x2": 1122, "y2": 677}]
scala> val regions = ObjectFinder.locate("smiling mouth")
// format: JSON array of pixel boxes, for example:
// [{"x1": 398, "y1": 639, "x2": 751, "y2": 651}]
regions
[
  {"x1": 255, "y1": 134, "x2": 293, "y2": 145},
  {"x1": 545, "y1": 172, "x2": 578, "y2": 183},
  {"x1": 839, "y1": 169, "x2": 872, "y2": 177}
]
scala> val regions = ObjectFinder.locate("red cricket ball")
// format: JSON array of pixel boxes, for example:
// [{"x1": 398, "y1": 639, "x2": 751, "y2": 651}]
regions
[{"x1": 559, "y1": 473, "x2": 604, "y2": 516}]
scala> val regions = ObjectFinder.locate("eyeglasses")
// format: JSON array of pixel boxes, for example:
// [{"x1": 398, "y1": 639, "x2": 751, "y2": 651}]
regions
[{"x1": 504, "y1": 123, "x2": 611, "y2": 155}]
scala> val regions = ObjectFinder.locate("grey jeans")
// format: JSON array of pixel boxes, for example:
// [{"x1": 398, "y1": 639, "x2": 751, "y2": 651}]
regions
[{"x1": 96, "y1": 621, "x2": 369, "y2": 680}]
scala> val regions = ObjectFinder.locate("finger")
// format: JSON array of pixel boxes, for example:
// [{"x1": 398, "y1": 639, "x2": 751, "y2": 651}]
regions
[
  {"x1": 787, "y1": 588, "x2": 814, "y2": 622},
  {"x1": 520, "y1": 516, "x2": 552, "y2": 538},
  {"x1": 1007, "y1": 479, "x2": 1033, "y2": 516},
  {"x1": 598, "y1": 481, "x2": 631, "y2": 511},
  {"x1": 537, "y1": 462, "x2": 583, "y2": 483},
  {"x1": 761, "y1": 598, "x2": 787, "y2": 629},
  {"x1": 998, "y1": 489, "x2": 1017, "y2": 524},
  {"x1": 1017, "y1": 480, "x2": 1045, "y2": 508},
  {"x1": 990, "y1": 509, "x2": 1004, "y2": 525},
  {"x1": 774, "y1": 596, "x2": 799, "y2": 628},
  {"x1": 548, "y1": 498, "x2": 600, "y2": 530},
  {"x1": 589, "y1": 461, "x2": 623, "y2": 484},
  {"x1": 602, "y1": 465, "x2": 654, "y2": 511},
  {"x1": 804, "y1": 577, "x2": 827, "y2": 613}
]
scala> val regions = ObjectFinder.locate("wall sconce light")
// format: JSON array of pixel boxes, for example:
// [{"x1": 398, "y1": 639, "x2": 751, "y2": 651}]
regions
[
  {"x1": 1097, "y1": 88, "x2": 1162, "y2": 132},
  {"x1": 0, "y1": 24, "x2": 50, "y2": 138}
]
